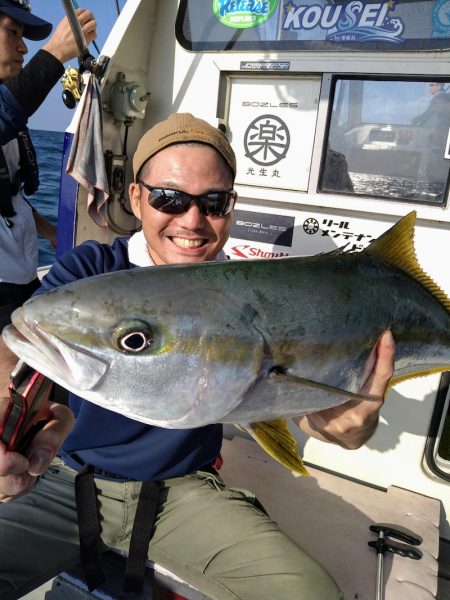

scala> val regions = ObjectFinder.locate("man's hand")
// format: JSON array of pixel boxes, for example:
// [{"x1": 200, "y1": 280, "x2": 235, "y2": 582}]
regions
[
  {"x1": 42, "y1": 8, "x2": 97, "y2": 65},
  {"x1": 0, "y1": 402, "x2": 74, "y2": 502},
  {"x1": 294, "y1": 330, "x2": 395, "y2": 449}
]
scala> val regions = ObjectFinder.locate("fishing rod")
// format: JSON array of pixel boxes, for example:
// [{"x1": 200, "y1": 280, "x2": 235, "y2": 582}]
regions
[
  {"x1": 71, "y1": 0, "x2": 101, "y2": 54},
  {"x1": 60, "y1": 0, "x2": 99, "y2": 71},
  {"x1": 60, "y1": 0, "x2": 104, "y2": 108}
]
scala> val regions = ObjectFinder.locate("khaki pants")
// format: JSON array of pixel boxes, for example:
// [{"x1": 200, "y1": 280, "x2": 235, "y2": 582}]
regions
[{"x1": 0, "y1": 457, "x2": 342, "y2": 600}]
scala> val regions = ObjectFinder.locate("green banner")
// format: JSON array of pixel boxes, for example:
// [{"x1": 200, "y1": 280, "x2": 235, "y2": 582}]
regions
[{"x1": 213, "y1": 0, "x2": 279, "y2": 29}]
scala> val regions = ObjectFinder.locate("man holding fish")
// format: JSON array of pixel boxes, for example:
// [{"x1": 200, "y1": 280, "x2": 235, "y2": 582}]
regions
[{"x1": 0, "y1": 113, "x2": 395, "y2": 599}]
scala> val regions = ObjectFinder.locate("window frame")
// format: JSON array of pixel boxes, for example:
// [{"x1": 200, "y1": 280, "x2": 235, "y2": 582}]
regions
[
  {"x1": 176, "y1": 0, "x2": 450, "y2": 53},
  {"x1": 318, "y1": 74, "x2": 450, "y2": 207}
]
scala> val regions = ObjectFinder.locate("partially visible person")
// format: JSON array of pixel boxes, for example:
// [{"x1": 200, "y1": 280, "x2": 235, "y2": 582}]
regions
[
  {"x1": 0, "y1": 3, "x2": 96, "y2": 506},
  {"x1": 0, "y1": 113, "x2": 395, "y2": 600},
  {"x1": 0, "y1": 0, "x2": 96, "y2": 142},
  {"x1": 412, "y1": 82, "x2": 450, "y2": 184},
  {"x1": 412, "y1": 82, "x2": 450, "y2": 128},
  {"x1": 0, "y1": 0, "x2": 97, "y2": 330}
]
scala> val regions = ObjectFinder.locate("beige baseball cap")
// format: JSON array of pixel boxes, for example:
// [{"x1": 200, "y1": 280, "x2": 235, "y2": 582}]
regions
[{"x1": 133, "y1": 113, "x2": 236, "y2": 179}]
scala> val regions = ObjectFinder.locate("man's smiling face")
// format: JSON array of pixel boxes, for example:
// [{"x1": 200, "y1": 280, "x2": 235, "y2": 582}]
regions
[{"x1": 129, "y1": 143, "x2": 235, "y2": 265}]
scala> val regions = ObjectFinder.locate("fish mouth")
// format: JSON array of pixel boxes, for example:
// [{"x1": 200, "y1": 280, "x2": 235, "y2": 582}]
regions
[{"x1": 2, "y1": 311, "x2": 108, "y2": 392}]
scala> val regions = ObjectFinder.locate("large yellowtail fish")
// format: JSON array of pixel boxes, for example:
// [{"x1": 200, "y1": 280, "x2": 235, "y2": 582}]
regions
[{"x1": 3, "y1": 212, "x2": 450, "y2": 475}]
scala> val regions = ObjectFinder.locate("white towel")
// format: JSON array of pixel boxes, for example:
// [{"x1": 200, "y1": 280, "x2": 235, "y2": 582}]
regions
[{"x1": 66, "y1": 74, "x2": 109, "y2": 227}]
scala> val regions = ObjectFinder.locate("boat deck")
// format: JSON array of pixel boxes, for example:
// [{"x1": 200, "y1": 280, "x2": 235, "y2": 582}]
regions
[
  {"x1": 21, "y1": 436, "x2": 448, "y2": 599},
  {"x1": 221, "y1": 437, "x2": 442, "y2": 600}
]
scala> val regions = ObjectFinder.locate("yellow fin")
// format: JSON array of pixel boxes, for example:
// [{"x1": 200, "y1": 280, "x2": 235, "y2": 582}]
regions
[
  {"x1": 366, "y1": 211, "x2": 450, "y2": 313},
  {"x1": 389, "y1": 364, "x2": 450, "y2": 387},
  {"x1": 238, "y1": 418, "x2": 309, "y2": 476}
]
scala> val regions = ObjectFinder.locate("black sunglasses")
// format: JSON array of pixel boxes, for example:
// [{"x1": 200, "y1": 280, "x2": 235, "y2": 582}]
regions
[{"x1": 138, "y1": 180, "x2": 236, "y2": 217}]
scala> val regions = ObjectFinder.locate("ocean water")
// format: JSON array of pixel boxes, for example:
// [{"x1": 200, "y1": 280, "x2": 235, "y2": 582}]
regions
[{"x1": 29, "y1": 128, "x2": 65, "y2": 267}]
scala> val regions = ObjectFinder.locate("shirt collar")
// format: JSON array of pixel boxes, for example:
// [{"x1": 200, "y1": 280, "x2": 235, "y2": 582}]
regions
[{"x1": 127, "y1": 230, "x2": 227, "y2": 266}]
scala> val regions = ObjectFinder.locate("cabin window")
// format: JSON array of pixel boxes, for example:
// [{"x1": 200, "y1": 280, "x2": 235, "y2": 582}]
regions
[
  {"x1": 176, "y1": 0, "x2": 450, "y2": 53},
  {"x1": 439, "y1": 411, "x2": 450, "y2": 465},
  {"x1": 424, "y1": 373, "x2": 450, "y2": 484},
  {"x1": 321, "y1": 78, "x2": 450, "y2": 205}
]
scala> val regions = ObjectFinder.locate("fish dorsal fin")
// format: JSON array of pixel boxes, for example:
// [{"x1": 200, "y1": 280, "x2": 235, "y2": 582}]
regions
[{"x1": 366, "y1": 211, "x2": 450, "y2": 313}]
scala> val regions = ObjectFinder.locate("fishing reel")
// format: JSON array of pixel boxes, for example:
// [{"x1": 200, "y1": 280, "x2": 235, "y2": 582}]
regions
[
  {"x1": 59, "y1": 0, "x2": 107, "y2": 109},
  {"x1": 61, "y1": 55, "x2": 108, "y2": 109},
  {"x1": 61, "y1": 65, "x2": 81, "y2": 109}
]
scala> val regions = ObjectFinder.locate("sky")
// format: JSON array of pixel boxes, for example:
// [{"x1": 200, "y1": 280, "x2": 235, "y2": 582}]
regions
[{"x1": 27, "y1": 0, "x2": 125, "y2": 132}]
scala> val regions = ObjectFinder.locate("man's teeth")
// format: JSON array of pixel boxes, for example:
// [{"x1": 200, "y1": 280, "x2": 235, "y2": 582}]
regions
[{"x1": 172, "y1": 237, "x2": 204, "y2": 248}]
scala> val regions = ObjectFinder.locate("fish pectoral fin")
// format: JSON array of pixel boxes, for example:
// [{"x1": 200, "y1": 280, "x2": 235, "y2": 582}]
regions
[
  {"x1": 269, "y1": 369, "x2": 383, "y2": 404},
  {"x1": 238, "y1": 418, "x2": 309, "y2": 476}
]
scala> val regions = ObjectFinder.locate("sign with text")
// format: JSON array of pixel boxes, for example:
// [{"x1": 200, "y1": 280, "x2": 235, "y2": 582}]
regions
[
  {"x1": 228, "y1": 76, "x2": 320, "y2": 191},
  {"x1": 231, "y1": 209, "x2": 295, "y2": 246}
]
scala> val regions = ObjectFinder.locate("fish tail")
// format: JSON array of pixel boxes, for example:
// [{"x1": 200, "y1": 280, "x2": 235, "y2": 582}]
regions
[{"x1": 241, "y1": 418, "x2": 309, "y2": 476}]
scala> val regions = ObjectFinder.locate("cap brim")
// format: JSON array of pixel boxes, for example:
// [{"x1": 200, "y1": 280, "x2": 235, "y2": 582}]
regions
[{"x1": 0, "y1": 6, "x2": 52, "y2": 40}]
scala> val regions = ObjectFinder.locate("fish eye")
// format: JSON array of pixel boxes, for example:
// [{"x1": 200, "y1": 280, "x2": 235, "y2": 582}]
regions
[
  {"x1": 119, "y1": 331, "x2": 151, "y2": 352},
  {"x1": 113, "y1": 320, "x2": 154, "y2": 354}
]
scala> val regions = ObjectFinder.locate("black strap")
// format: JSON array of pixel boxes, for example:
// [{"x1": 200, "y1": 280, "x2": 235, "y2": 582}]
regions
[
  {"x1": 17, "y1": 128, "x2": 39, "y2": 196},
  {"x1": 0, "y1": 128, "x2": 39, "y2": 226},
  {"x1": 74, "y1": 464, "x2": 106, "y2": 591},
  {"x1": 74, "y1": 464, "x2": 160, "y2": 594},
  {"x1": 123, "y1": 481, "x2": 160, "y2": 593},
  {"x1": 0, "y1": 144, "x2": 14, "y2": 220}
]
